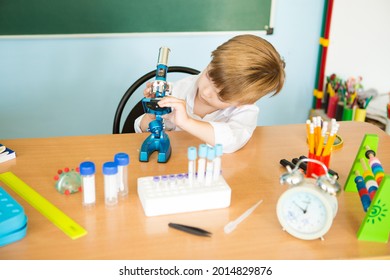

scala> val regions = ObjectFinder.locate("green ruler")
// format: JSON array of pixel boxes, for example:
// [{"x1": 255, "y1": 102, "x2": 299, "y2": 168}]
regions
[{"x1": 0, "y1": 171, "x2": 87, "y2": 240}]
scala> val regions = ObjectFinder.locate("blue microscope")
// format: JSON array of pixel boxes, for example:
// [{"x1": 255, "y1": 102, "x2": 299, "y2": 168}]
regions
[{"x1": 139, "y1": 47, "x2": 172, "y2": 163}]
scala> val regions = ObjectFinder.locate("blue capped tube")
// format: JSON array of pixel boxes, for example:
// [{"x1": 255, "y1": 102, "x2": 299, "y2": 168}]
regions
[
  {"x1": 103, "y1": 162, "x2": 118, "y2": 207},
  {"x1": 213, "y1": 144, "x2": 223, "y2": 181},
  {"x1": 188, "y1": 146, "x2": 197, "y2": 185},
  {"x1": 80, "y1": 161, "x2": 96, "y2": 207},
  {"x1": 205, "y1": 147, "x2": 215, "y2": 186},
  {"x1": 197, "y1": 144, "x2": 208, "y2": 184},
  {"x1": 114, "y1": 153, "x2": 130, "y2": 197}
]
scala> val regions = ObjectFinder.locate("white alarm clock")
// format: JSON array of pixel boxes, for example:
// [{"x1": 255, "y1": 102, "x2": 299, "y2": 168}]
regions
[{"x1": 277, "y1": 158, "x2": 340, "y2": 240}]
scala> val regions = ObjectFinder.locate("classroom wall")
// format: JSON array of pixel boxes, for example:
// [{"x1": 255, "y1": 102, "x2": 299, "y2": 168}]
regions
[
  {"x1": 0, "y1": 0, "x2": 324, "y2": 139},
  {"x1": 326, "y1": 0, "x2": 390, "y2": 93}
]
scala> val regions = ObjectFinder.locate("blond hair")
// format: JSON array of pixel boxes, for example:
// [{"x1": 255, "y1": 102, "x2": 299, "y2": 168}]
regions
[{"x1": 208, "y1": 34, "x2": 285, "y2": 104}]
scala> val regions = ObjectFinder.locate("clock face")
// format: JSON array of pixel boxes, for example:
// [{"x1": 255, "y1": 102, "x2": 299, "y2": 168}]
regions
[{"x1": 277, "y1": 186, "x2": 334, "y2": 240}]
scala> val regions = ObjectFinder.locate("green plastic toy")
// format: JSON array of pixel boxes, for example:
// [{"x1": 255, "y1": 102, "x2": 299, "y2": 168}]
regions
[{"x1": 344, "y1": 134, "x2": 390, "y2": 243}]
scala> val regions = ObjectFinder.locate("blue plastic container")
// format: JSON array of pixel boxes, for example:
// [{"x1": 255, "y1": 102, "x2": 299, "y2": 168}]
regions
[{"x1": 0, "y1": 187, "x2": 28, "y2": 247}]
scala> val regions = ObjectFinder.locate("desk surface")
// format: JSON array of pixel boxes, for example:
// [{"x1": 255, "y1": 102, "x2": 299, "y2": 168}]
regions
[{"x1": 1, "y1": 122, "x2": 389, "y2": 260}]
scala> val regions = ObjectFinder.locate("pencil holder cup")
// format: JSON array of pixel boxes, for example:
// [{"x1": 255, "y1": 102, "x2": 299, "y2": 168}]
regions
[
  {"x1": 327, "y1": 96, "x2": 339, "y2": 118},
  {"x1": 342, "y1": 106, "x2": 354, "y2": 121},
  {"x1": 306, "y1": 152, "x2": 331, "y2": 178},
  {"x1": 335, "y1": 102, "x2": 344, "y2": 121},
  {"x1": 354, "y1": 108, "x2": 366, "y2": 122}
]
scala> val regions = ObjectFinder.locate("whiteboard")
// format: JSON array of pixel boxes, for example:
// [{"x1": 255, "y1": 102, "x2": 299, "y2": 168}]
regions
[{"x1": 326, "y1": 0, "x2": 390, "y2": 93}]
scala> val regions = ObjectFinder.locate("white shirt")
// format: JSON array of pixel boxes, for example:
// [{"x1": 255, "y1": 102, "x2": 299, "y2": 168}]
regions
[{"x1": 134, "y1": 74, "x2": 259, "y2": 153}]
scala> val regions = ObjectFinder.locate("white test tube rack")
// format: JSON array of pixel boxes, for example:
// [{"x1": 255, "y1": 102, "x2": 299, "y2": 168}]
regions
[{"x1": 137, "y1": 144, "x2": 231, "y2": 217}]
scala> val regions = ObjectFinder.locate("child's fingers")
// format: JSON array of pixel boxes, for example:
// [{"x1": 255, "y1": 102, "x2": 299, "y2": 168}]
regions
[
  {"x1": 157, "y1": 96, "x2": 184, "y2": 108},
  {"x1": 145, "y1": 113, "x2": 156, "y2": 120},
  {"x1": 143, "y1": 82, "x2": 153, "y2": 97}
]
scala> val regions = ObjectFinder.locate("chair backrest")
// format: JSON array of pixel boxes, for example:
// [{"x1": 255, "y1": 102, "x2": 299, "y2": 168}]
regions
[{"x1": 113, "y1": 66, "x2": 200, "y2": 134}]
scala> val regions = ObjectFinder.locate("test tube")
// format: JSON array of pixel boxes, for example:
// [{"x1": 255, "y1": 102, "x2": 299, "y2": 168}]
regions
[
  {"x1": 161, "y1": 175, "x2": 168, "y2": 188},
  {"x1": 177, "y1": 173, "x2": 184, "y2": 186},
  {"x1": 114, "y1": 152, "x2": 129, "y2": 197},
  {"x1": 169, "y1": 174, "x2": 176, "y2": 187},
  {"x1": 205, "y1": 147, "x2": 215, "y2": 186},
  {"x1": 197, "y1": 144, "x2": 207, "y2": 184},
  {"x1": 213, "y1": 144, "x2": 223, "y2": 181},
  {"x1": 153, "y1": 176, "x2": 160, "y2": 187},
  {"x1": 103, "y1": 162, "x2": 118, "y2": 207},
  {"x1": 79, "y1": 161, "x2": 96, "y2": 207},
  {"x1": 187, "y1": 146, "x2": 197, "y2": 186}
]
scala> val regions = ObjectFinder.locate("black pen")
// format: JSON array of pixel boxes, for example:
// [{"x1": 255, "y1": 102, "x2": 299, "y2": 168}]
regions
[
  {"x1": 279, "y1": 159, "x2": 296, "y2": 169},
  {"x1": 168, "y1": 223, "x2": 212, "y2": 237},
  {"x1": 292, "y1": 158, "x2": 308, "y2": 172}
]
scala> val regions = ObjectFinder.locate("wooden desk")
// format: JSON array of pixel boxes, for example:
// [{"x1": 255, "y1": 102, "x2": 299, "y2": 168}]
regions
[{"x1": 1, "y1": 122, "x2": 389, "y2": 260}]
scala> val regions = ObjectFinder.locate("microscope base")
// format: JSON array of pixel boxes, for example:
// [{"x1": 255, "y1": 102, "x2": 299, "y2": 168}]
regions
[{"x1": 139, "y1": 133, "x2": 171, "y2": 163}]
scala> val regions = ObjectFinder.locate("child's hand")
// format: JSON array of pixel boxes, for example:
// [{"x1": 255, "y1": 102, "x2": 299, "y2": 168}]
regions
[
  {"x1": 139, "y1": 82, "x2": 157, "y2": 131},
  {"x1": 157, "y1": 96, "x2": 189, "y2": 129},
  {"x1": 143, "y1": 82, "x2": 155, "y2": 98}
]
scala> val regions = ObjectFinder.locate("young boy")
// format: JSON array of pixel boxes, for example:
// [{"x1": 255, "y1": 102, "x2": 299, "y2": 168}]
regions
[{"x1": 134, "y1": 34, "x2": 285, "y2": 153}]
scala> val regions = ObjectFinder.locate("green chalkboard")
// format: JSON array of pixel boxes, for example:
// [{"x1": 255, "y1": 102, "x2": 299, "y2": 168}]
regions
[{"x1": 0, "y1": 0, "x2": 273, "y2": 36}]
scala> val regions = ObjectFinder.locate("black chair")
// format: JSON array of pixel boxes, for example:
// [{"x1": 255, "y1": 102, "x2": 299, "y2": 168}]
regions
[{"x1": 113, "y1": 66, "x2": 200, "y2": 134}]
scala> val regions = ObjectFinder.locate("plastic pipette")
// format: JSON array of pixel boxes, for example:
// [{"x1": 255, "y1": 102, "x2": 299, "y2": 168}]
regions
[{"x1": 224, "y1": 199, "x2": 263, "y2": 234}]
